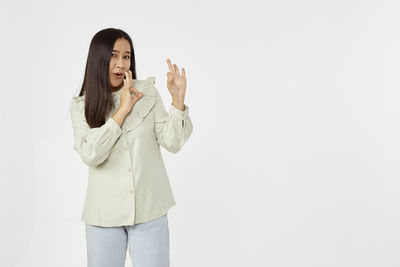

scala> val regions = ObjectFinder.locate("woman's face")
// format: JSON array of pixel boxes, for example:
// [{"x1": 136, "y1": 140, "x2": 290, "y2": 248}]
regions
[{"x1": 109, "y1": 38, "x2": 131, "y2": 91}]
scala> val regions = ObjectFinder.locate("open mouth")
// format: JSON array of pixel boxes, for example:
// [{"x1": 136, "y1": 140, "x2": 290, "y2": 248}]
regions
[{"x1": 113, "y1": 73, "x2": 123, "y2": 79}]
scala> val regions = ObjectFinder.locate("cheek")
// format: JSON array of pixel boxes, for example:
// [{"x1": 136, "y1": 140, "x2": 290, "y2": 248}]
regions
[{"x1": 109, "y1": 59, "x2": 116, "y2": 70}]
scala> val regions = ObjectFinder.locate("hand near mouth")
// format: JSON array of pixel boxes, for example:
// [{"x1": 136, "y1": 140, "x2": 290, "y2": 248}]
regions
[{"x1": 119, "y1": 70, "x2": 143, "y2": 114}]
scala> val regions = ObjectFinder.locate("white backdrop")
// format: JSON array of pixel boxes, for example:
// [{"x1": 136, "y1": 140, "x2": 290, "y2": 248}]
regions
[{"x1": 1, "y1": 0, "x2": 399, "y2": 266}]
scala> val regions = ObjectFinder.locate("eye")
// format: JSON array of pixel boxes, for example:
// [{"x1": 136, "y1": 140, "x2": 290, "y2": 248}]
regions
[
  {"x1": 111, "y1": 53, "x2": 116, "y2": 57},
  {"x1": 125, "y1": 56, "x2": 130, "y2": 59}
]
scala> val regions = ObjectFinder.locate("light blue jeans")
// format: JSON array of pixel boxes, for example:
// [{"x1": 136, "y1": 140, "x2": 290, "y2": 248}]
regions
[{"x1": 85, "y1": 213, "x2": 169, "y2": 267}]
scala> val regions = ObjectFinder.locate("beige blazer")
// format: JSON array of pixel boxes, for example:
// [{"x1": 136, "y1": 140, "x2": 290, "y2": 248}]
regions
[{"x1": 69, "y1": 77, "x2": 193, "y2": 227}]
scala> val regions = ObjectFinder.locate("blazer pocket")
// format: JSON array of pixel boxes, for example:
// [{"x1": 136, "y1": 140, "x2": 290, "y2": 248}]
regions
[{"x1": 123, "y1": 95, "x2": 156, "y2": 132}]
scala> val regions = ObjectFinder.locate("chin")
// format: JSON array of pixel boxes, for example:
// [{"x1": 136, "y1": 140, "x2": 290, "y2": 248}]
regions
[{"x1": 111, "y1": 81, "x2": 122, "y2": 88}]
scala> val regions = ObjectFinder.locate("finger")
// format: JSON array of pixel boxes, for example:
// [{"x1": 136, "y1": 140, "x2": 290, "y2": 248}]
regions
[
  {"x1": 130, "y1": 71, "x2": 135, "y2": 92},
  {"x1": 132, "y1": 92, "x2": 143, "y2": 101},
  {"x1": 166, "y1": 58, "x2": 174, "y2": 72},
  {"x1": 182, "y1": 67, "x2": 185, "y2": 78},
  {"x1": 167, "y1": 72, "x2": 173, "y2": 82},
  {"x1": 129, "y1": 70, "x2": 139, "y2": 94},
  {"x1": 132, "y1": 86, "x2": 139, "y2": 94},
  {"x1": 126, "y1": 71, "x2": 131, "y2": 88},
  {"x1": 129, "y1": 71, "x2": 133, "y2": 88},
  {"x1": 124, "y1": 71, "x2": 128, "y2": 87},
  {"x1": 125, "y1": 79, "x2": 130, "y2": 91}
]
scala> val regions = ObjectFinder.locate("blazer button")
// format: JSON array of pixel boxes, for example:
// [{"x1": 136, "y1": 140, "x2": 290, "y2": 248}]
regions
[
  {"x1": 129, "y1": 189, "x2": 134, "y2": 194},
  {"x1": 128, "y1": 168, "x2": 131, "y2": 172},
  {"x1": 123, "y1": 146, "x2": 128, "y2": 151}
]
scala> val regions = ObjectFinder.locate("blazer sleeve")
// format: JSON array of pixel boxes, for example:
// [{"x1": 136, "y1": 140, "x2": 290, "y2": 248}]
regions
[
  {"x1": 152, "y1": 83, "x2": 193, "y2": 153},
  {"x1": 69, "y1": 97, "x2": 123, "y2": 167}
]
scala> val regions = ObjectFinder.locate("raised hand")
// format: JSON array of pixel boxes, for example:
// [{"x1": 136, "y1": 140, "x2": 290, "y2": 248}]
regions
[{"x1": 166, "y1": 58, "x2": 186, "y2": 110}]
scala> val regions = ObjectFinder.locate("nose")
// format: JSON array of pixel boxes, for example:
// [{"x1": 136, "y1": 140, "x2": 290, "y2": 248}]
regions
[{"x1": 116, "y1": 58, "x2": 125, "y2": 70}]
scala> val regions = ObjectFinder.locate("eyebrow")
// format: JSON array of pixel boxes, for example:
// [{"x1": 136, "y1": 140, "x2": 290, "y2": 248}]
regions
[{"x1": 112, "y1": 49, "x2": 131, "y2": 54}]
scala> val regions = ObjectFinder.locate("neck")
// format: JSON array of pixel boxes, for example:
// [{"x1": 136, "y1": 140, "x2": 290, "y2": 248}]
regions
[{"x1": 111, "y1": 84, "x2": 123, "y2": 92}]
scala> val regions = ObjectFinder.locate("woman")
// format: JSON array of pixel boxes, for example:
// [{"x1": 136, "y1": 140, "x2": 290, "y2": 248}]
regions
[{"x1": 69, "y1": 28, "x2": 193, "y2": 267}]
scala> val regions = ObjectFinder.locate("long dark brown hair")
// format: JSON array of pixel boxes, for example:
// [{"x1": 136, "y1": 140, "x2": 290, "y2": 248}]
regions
[{"x1": 78, "y1": 28, "x2": 137, "y2": 128}]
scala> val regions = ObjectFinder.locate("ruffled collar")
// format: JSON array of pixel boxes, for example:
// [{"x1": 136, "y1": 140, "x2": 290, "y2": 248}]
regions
[{"x1": 72, "y1": 77, "x2": 157, "y2": 104}]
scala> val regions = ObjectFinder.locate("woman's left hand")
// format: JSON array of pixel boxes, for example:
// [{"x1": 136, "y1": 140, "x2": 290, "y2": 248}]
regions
[{"x1": 166, "y1": 58, "x2": 186, "y2": 110}]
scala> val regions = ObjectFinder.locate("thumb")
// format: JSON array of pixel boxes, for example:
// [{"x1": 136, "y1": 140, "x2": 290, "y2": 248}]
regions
[{"x1": 132, "y1": 92, "x2": 143, "y2": 102}]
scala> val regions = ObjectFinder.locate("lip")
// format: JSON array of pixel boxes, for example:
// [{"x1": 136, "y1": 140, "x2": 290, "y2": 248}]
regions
[{"x1": 113, "y1": 73, "x2": 123, "y2": 79}]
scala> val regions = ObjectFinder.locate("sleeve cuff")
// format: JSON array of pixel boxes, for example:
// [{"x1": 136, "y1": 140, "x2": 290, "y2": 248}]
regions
[
  {"x1": 169, "y1": 104, "x2": 189, "y2": 118},
  {"x1": 107, "y1": 117, "x2": 123, "y2": 135}
]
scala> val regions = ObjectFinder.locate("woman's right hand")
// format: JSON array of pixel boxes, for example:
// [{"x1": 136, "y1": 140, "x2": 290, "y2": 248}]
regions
[{"x1": 119, "y1": 70, "x2": 143, "y2": 114}]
